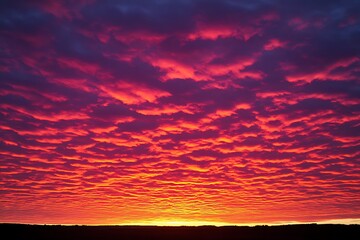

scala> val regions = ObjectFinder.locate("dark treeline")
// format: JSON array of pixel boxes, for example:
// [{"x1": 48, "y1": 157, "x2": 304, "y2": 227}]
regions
[{"x1": 1, "y1": 223, "x2": 359, "y2": 240}]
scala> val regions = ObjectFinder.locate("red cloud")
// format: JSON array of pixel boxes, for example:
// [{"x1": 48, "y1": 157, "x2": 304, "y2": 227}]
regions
[
  {"x1": 286, "y1": 57, "x2": 359, "y2": 84},
  {"x1": 264, "y1": 38, "x2": 287, "y2": 51},
  {"x1": 100, "y1": 82, "x2": 171, "y2": 105},
  {"x1": 1, "y1": 0, "x2": 359, "y2": 226}
]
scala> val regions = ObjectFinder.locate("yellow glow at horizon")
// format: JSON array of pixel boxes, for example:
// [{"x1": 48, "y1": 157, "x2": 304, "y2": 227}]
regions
[
  {"x1": 118, "y1": 219, "x2": 231, "y2": 226},
  {"x1": 114, "y1": 218, "x2": 360, "y2": 226}
]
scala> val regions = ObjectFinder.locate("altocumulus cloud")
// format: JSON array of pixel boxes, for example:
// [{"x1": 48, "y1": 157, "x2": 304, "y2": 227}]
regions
[{"x1": 0, "y1": 0, "x2": 359, "y2": 225}]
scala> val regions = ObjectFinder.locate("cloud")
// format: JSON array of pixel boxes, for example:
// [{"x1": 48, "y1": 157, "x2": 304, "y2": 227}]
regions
[{"x1": 0, "y1": 0, "x2": 359, "y2": 225}]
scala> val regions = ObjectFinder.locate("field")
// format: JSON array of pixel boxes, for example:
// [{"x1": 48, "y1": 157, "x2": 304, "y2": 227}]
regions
[{"x1": 1, "y1": 224, "x2": 359, "y2": 240}]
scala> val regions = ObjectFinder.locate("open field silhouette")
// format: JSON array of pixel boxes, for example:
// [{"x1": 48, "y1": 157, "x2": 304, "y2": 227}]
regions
[{"x1": 1, "y1": 223, "x2": 359, "y2": 240}]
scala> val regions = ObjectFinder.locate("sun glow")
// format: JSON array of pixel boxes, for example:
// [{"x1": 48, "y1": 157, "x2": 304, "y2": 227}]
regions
[
  {"x1": 118, "y1": 218, "x2": 360, "y2": 226},
  {"x1": 119, "y1": 219, "x2": 231, "y2": 226}
]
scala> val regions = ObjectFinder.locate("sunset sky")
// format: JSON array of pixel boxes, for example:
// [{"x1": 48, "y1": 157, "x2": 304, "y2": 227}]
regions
[{"x1": 1, "y1": 0, "x2": 359, "y2": 225}]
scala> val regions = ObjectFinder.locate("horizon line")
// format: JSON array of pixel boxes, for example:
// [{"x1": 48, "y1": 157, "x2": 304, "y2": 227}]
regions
[{"x1": 1, "y1": 218, "x2": 359, "y2": 227}]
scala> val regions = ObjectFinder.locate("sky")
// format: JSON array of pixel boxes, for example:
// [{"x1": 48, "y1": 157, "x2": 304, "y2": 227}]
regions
[{"x1": 0, "y1": 0, "x2": 359, "y2": 226}]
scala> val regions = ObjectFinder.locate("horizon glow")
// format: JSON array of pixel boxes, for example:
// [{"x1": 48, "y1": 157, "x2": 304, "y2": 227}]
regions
[{"x1": 0, "y1": 0, "x2": 359, "y2": 225}]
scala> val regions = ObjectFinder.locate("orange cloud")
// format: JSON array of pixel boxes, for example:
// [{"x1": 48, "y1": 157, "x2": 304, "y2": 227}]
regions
[{"x1": 100, "y1": 82, "x2": 171, "y2": 104}]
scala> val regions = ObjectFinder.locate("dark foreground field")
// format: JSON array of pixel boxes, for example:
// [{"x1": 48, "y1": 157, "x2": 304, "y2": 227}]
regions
[{"x1": 1, "y1": 223, "x2": 359, "y2": 240}]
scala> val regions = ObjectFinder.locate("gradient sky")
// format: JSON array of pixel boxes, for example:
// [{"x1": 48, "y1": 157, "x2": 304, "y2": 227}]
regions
[{"x1": 1, "y1": 0, "x2": 360, "y2": 225}]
